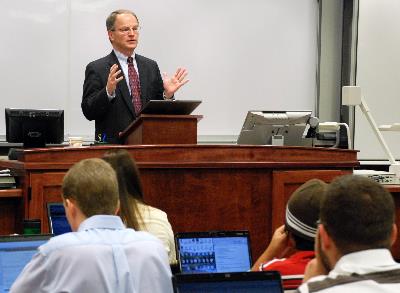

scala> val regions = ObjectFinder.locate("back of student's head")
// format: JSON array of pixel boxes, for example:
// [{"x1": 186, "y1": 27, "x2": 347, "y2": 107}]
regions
[
  {"x1": 285, "y1": 179, "x2": 328, "y2": 250},
  {"x1": 102, "y1": 149, "x2": 144, "y2": 230},
  {"x1": 62, "y1": 158, "x2": 119, "y2": 217},
  {"x1": 320, "y1": 174, "x2": 395, "y2": 254}
]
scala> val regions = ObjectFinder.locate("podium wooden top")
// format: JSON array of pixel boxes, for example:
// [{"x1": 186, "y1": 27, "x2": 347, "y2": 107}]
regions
[
  {"x1": 119, "y1": 114, "x2": 203, "y2": 140},
  {"x1": 0, "y1": 145, "x2": 359, "y2": 172}
]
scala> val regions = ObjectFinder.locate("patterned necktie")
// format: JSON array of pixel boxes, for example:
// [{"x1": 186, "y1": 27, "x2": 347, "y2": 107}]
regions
[{"x1": 127, "y1": 57, "x2": 142, "y2": 114}]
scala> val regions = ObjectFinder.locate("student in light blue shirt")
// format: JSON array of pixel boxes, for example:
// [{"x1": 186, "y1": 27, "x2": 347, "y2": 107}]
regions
[{"x1": 11, "y1": 158, "x2": 173, "y2": 293}]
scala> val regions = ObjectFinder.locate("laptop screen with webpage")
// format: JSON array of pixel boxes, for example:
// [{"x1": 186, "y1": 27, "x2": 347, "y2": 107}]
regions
[
  {"x1": 0, "y1": 234, "x2": 52, "y2": 292},
  {"x1": 47, "y1": 202, "x2": 72, "y2": 236},
  {"x1": 172, "y1": 271, "x2": 283, "y2": 293},
  {"x1": 175, "y1": 231, "x2": 252, "y2": 274}
]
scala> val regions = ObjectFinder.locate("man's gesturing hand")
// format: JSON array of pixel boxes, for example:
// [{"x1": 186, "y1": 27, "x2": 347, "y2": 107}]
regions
[{"x1": 106, "y1": 64, "x2": 124, "y2": 96}]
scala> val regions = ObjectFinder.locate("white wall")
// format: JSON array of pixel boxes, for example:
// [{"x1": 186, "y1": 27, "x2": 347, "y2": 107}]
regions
[
  {"x1": 0, "y1": 0, "x2": 318, "y2": 141},
  {"x1": 356, "y1": 0, "x2": 400, "y2": 160},
  {"x1": 318, "y1": 0, "x2": 343, "y2": 122}
]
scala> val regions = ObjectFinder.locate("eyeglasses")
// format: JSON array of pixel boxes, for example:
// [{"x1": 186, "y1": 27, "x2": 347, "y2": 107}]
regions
[{"x1": 113, "y1": 26, "x2": 141, "y2": 35}]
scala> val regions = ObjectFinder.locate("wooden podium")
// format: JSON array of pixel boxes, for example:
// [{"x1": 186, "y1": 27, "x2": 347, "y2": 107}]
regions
[{"x1": 120, "y1": 114, "x2": 203, "y2": 145}]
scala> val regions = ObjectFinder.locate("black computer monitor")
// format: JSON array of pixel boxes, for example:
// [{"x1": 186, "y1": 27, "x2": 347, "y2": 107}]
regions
[{"x1": 5, "y1": 108, "x2": 64, "y2": 148}]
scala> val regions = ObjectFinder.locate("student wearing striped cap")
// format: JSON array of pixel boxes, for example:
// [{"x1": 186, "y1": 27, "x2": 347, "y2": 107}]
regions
[{"x1": 252, "y1": 179, "x2": 328, "y2": 290}]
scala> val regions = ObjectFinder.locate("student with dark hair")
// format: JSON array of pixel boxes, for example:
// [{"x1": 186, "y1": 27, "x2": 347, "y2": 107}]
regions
[
  {"x1": 298, "y1": 175, "x2": 400, "y2": 293},
  {"x1": 11, "y1": 158, "x2": 172, "y2": 293},
  {"x1": 103, "y1": 149, "x2": 176, "y2": 263},
  {"x1": 252, "y1": 179, "x2": 328, "y2": 289}
]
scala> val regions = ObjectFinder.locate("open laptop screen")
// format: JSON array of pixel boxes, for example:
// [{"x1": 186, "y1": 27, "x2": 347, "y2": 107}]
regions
[
  {"x1": 173, "y1": 271, "x2": 283, "y2": 293},
  {"x1": 0, "y1": 234, "x2": 51, "y2": 292},
  {"x1": 47, "y1": 202, "x2": 72, "y2": 235},
  {"x1": 175, "y1": 231, "x2": 252, "y2": 274}
]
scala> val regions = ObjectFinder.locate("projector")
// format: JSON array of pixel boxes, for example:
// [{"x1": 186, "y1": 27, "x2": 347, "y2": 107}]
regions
[{"x1": 353, "y1": 170, "x2": 400, "y2": 185}]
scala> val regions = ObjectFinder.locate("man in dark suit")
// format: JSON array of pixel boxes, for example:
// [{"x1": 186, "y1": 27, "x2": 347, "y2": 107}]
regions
[{"x1": 82, "y1": 9, "x2": 188, "y2": 144}]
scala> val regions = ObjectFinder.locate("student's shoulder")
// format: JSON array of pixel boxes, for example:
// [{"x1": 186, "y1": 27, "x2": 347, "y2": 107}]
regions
[
  {"x1": 296, "y1": 275, "x2": 330, "y2": 293},
  {"x1": 122, "y1": 229, "x2": 166, "y2": 250},
  {"x1": 139, "y1": 203, "x2": 168, "y2": 219},
  {"x1": 124, "y1": 228, "x2": 160, "y2": 242},
  {"x1": 38, "y1": 232, "x2": 81, "y2": 256}
]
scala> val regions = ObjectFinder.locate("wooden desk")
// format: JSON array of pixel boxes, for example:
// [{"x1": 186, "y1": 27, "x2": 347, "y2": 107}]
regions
[
  {"x1": 0, "y1": 188, "x2": 23, "y2": 198},
  {"x1": 0, "y1": 145, "x2": 358, "y2": 260},
  {"x1": 0, "y1": 188, "x2": 23, "y2": 234}
]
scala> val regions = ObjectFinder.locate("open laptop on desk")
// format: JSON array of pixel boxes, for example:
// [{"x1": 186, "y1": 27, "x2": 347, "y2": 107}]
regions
[
  {"x1": 47, "y1": 202, "x2": 72, "y2": 236},
  {"x1": 0, "y1": 234, "x2": 52, "y2": 292},
  {"x1": 172, "y1": 271, "x2": 283, "y2": 293},
  {"x1": 175, "y1": 230, "x2": 252, "y2": 274}
]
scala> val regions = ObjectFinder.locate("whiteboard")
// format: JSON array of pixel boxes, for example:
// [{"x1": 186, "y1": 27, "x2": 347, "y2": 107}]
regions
[
  {"x1": 356, "y1": 0, "x2": 400, "y2": 160},
  {"x1": 0, "y1": 0, "x2": 318, "y2": 140}
]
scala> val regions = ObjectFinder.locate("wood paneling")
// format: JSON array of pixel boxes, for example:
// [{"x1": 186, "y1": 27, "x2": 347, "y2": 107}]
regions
[
  {"x1": 0, "y1": 188, "x2": 23, "y2": 234},
  {"x1": 29, "y1": 173, "x2": 66, "y2": 233},
  {"x1": 271, "y1": 170, "x2": 352, "y2": 229}
]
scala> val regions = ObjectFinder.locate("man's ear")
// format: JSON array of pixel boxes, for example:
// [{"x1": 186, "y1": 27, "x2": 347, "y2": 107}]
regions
[
  {"x1": 114, "y1": 200, "x2": 120, "y2": 215},
  {"x1": 319, "y1": 224, "x2": 333, "y2": 251},
  {"x1": 108, "y1": 30, "x2": 114, "y2": 43},
  {"x1": 390, "y1": 224, "x2": 398, "y2": 246},
  {"x1": 64, "y1": 198, "x2": 77, "y2": 216}
]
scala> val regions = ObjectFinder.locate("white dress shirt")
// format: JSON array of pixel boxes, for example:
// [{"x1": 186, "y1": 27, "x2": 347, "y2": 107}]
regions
[
  {"x1": 10, "y1": 215, "x2": 173, "y2": 293},
  {"x1": 297, "y1": 249, "x2": 400, "y2": 293}
]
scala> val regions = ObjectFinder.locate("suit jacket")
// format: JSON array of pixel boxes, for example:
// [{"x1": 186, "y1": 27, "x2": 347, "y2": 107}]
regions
[{"x1": 82, "y1": 51, "x2": 164, "y2": 144}]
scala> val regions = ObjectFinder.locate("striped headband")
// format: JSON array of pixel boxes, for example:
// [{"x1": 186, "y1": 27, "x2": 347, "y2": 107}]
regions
[{"x1": 285, "y1": 206, "x2": 317, "y2": 239}]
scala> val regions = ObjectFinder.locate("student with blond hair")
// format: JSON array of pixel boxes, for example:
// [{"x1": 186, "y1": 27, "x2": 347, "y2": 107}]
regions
[{"x1": 11, "y1": 158, "x2": 172, "y2": 293}]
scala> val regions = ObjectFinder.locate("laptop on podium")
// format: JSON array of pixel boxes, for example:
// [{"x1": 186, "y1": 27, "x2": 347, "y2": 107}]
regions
[{"x1": 139, "y1": 100, "x2": 201, "y2": 115}]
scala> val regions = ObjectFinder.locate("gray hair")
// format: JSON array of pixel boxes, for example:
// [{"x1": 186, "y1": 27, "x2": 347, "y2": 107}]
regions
[{"x1": 106, "y1": 9, "x2": 139, "y2": 31}]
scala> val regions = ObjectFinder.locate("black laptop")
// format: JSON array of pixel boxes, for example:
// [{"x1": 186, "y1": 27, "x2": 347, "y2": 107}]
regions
[
  {"x1": 175, "y1": 231, "x2": 252, "y2": 274},
  {"x1": 139, "y1": 100, "x2": 201, "y2": 115},
  {"x1": 47, "y1": 202, "x2": 72, "y2": 236},
  {"x1": 0, "y1": 234, "x2": 52, "y2": 291},
  {"x1": 172, "y1": 271, "x2": 284, "y2": 293}
]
